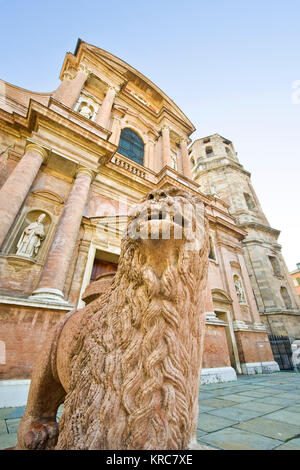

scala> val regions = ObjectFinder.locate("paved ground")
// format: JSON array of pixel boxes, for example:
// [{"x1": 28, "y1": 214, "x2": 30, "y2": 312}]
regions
[
  {"x1": 0, "y1": 371, "x2": 299, "y2": 450},
  {"x1": 197, "y1": 371, "x2": 300, "y2": 450}
]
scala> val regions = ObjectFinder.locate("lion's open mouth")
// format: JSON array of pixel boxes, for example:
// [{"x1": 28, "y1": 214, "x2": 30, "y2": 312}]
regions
[{"x1": 142, "y1": 208, "x2": 189, "y2": 228}]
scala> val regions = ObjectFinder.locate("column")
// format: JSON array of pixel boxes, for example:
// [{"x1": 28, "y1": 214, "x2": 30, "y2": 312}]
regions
[
  {"x1": 180, "y1": 138, "x2": 192, "y2": 179},
  {"x1": 95, "y1": 86, "x2": 117, "y2": 129},
  {"x1": 144, "y1": 139, "x2": 155, "y2": 170},
  {"x1": 108, "y1": 115, "x2": 122, "y2": 145},
  {"x1": 53, "y1": 64, "x2": 90, "y2": 109},
  {"x1": 161, "y1": 125, "x2": 172, "y2": 167},
  {"x1": 31, "y1": 167, "x2": 94, "y2": 303},
  {"x1": 0, "y1": 143, "x2": 47, "y2": 248}
]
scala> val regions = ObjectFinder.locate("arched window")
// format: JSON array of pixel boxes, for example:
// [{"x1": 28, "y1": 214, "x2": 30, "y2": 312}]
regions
[
  {"x1": 244, "y1": 192, "x2": 256, "y2": 210},
  {"x1": 280, "y1": 286, "x2": 292, "y2": 309},
  {"x1": 205, "y1": 146, "x2": 213, "y2": 157},
  {"x1": 269, "y1": 256, "x2": 282, "y2": 277},
  {"x1": 118, "y1": 128, "x2": 144, "y2": 165},
  {"x1": 208, "y1": 236, "x2": 216, "y2": 260},
  {"x1": 225, "y1": 146, "x2": 232, "y2": 157}
]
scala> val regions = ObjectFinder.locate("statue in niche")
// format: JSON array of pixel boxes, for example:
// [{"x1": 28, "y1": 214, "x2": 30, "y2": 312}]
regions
[
  {"x1": 17, "y1": 187, "x2": 211, "y2": 450},
  {"x1": 78, "y1": 102, "x2": 94, "y2": 120},
  {"x1": 234, "y1": 277, "x2": 246, "y2": 303},
  {"x1": 16, "y1": 213, "x2": 46, "y2": 258}
]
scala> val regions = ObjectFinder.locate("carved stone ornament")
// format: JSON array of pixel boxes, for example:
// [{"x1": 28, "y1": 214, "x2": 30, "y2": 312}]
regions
[
  {"x1": 17, "y1": 187, "x2": 209, "y2": 450},
  {"x1": 16, "y1": 213, "x2": 46, "y2": 258},
  {"x1": 78, "y1": 102, "x2": 94, "y2": 119}
]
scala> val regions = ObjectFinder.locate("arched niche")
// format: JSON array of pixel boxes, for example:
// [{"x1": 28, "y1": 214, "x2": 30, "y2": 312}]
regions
[
  {"x1": 233, "y1": 274, "x2": 247, "y2": 304},
  {"x1": 2, "y1": 208, "x2": 53, "y2": 263}
]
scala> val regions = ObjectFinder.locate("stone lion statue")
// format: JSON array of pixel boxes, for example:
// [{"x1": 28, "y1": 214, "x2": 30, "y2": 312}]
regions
[{"x1": 17, "y1": 186, "x2": 209, "y2": 450}]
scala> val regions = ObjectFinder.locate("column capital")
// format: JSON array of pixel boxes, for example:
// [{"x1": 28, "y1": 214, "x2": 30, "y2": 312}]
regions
[
  {"x1": 161, "y1": 124, "x2": 171, "y2": 132},
  {"x1": 105, "y1": 84, "x2": 120, "y2": 97},
  {"x1": 25, "y1": 143, "x2": 48, "y2": 162},
  {"x1": 179, "y1": 137, "x2": 189, "y2": 146},
  {"x1": 78, "y1": 62, "x2": 92, "y2": 76},
  {"x1": 62, "y1": 70, "x2": 74, "y2": 81},
  {"x1": 75, "y1": 166, "x2": 95, "y2": 180}
]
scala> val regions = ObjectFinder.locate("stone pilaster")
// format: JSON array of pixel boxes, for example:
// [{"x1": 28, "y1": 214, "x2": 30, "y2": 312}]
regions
[
  {"x1": 161, "y1": 125, "x2": 172, "y2": 167},
  {"x1": 237, "y1": 252, "x2": 261, "y2": 322},
  {"x1": 180, "y1": 138, "x2": 192, "y2": 179},
  {"x1": 108, "y1": 115, "x2": 122, "y2": 145},
  {"x1": 0, "y1": 143, "x2": 47, "y2": 248},
  {"x1": 31, "y1": 166, "x2": 94, "y2": 303},
  {"x1": 144, "y1": 139, "x2": 155, "y2": 170},
  {"x1": 95, "y1": 86, "x2": 118, "y2": 129},
  {"x1": 53, "y1": 64, "x2": 90, "y2": 109}
]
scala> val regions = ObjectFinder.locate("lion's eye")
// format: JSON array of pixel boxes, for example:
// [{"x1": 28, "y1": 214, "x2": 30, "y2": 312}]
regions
[{"x1": 148, "y1": 193, "x2": 154, "y2": 200}]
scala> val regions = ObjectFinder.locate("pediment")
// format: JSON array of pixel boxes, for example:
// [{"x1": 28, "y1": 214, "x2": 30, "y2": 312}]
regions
[
  {"x1": 90, "y1": 215, "x2": 128, "y2": 236},
  {"x1": 31, "y1": 189, "x2": 64, "y2": 204},
  {"x1": 212, "y1": 288, "x2": 233, "y2": 304}
]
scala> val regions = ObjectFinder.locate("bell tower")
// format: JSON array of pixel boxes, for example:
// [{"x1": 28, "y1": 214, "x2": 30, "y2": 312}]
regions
[{"x1": 189, "y1": 134, "x2": 300, "y2": 337}]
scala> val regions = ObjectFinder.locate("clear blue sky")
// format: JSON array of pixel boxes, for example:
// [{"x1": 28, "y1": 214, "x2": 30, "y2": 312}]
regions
[{"x1": 1, "y1": 0, "x2": 299, "y2": 270}]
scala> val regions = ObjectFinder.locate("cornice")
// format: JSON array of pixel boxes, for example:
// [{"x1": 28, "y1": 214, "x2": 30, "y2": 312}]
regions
[
  {"x1": 239, "y1": 221, "x2": 280, "y2": 238},
  {"x1": 194, "y1": 159, "x2": 251, "y2": 178},
  {"x1": 207, "y1": 214, "x2": 247, "y2": 239}
]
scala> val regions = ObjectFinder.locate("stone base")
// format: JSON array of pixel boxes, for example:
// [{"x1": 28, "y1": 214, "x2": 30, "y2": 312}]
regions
[
  {"x1": 29, "y1": 288, "x2": 69, "y2": 305},
  {"x1": 0, "y1": 380, "x2": 30, "y2": 407},
  {"x1": 241, "y1": 361, "x2": 280, "y2": 375},
  {"x1": 200, "y1": 366, "x2": 237, "y2": 384}
]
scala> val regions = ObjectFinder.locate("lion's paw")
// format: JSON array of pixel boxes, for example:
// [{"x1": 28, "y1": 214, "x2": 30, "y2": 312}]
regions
[{"x1": 18, "y1": 417, "x2": 59, "y2": 450}]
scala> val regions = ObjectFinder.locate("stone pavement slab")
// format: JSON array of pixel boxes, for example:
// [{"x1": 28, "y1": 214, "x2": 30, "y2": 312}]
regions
[
  {"x1": 198, "y1": 398, "x2": 238, "y2": 409},
  {"x1": 0, "y1": 408, "x2": 14, "y2": 419},
  {"x1": 0, "y1": 419, "x2": 7, "y2": 434},
  {"x1": 265, "y1": 409, "x2": 300, "y2": 427},
  {"x1": 5, "y1": 406, "x2": 25, "y2": 419},
  {"x1": 0, "y1": 432, "x2": 17, "y2": 449},
  {"x1": 6, "y1": 418, "x2": 20, "y2": 434},
  {"x1": 234, "y1": 416, "x2": 300, "y2": 441},
  {"x1": 218, "y1": 393, "x2": 255, "y2": 403},
  {"x1": 254, "y1": 396, "x2": 296, "y2": 406},
  {"x1": 197, "y1": 404, "x2": 215, "y2": 413},
  {"x1": 198, "y1": 427, "x2": 282, "y2": 450},
  {"x1": 274, "y1": 437, "x2": 300, "y2": 450},
  {"x1": 197, "y1": 413, "x2": 238, "y2": 433},
  {"x1": 208, "y1": 406, "x2": 263, "y2": 422},
  {"x1": 283, "y1": 404, "x2": 300, "y2": 413},
  {"x1": 231, "y1": 401, "x2": 285, "y2": 414},
  {"x1": 275, "y1": 392, "x2": 300, "y2": 401},
  {"x1": 197, "y1": 391, "x2": 216, "y2": 400},
  {"x1": 237, "y1": 390, "x2": 278, "y2": 398}
]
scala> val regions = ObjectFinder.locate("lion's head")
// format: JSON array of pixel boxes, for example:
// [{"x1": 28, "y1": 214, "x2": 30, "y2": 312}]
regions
[{"x1": 115, "y1": 186, "x2": 208, "y2": 286}]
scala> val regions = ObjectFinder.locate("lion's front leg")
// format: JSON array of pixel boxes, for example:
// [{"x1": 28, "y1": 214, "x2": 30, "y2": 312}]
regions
[
  {"x1": 17, "y1": 416, "x2": 60, "y2": 450},
  {"x1": 17, "y1": 323, "x2": 66, "y2": 450}
]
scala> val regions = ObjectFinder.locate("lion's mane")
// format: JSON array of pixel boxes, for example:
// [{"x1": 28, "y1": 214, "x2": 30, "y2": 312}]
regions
[{"x1": 56, "y1": 189, "x2": 209, "y2": 450}]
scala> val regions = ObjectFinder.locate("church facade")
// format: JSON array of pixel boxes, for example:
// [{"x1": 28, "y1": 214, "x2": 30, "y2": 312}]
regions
[{"x1": 0, "y1": 40, "x2": 280, "y2": 385}]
